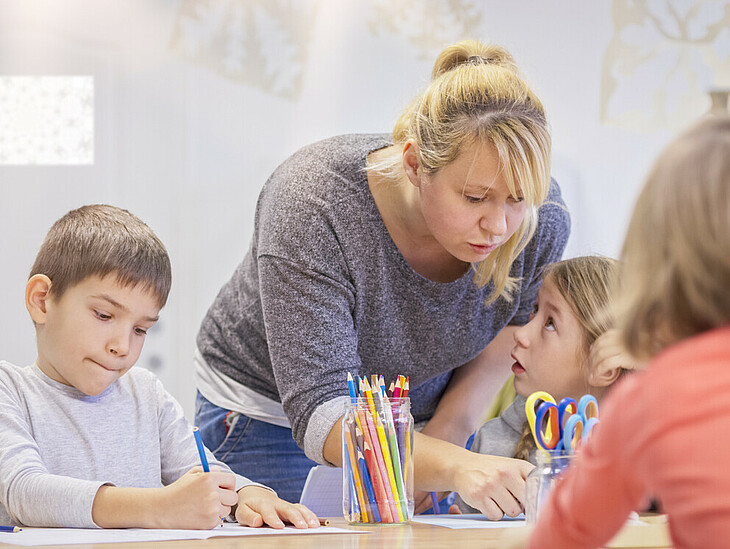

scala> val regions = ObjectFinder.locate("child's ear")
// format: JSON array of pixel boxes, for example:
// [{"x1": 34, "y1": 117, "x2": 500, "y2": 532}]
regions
[
  {"x1": 26, "y1": 274, "x2": 52, "y2": 325},
  {"x1": 402, "y1": 140, "x2": 422, "y2": 188},
  {"x1": 588, "y1": 363, "x2": 623, "y2": 388}
]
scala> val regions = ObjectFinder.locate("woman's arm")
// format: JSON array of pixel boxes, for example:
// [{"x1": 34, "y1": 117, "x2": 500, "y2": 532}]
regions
[
  {"x1": 421, "y1": 326, "x2": 518, "y2": 447},
  {"x1": 322, "y1": 411, "x2": 532, "y2": 520}
]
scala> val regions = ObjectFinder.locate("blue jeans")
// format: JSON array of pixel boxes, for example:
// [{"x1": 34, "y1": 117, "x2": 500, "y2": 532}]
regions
[{"x1": 194, "y1": 391, "x2": 317, "y2": 504}]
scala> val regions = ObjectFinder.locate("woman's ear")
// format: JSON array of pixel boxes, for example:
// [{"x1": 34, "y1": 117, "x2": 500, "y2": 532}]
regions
[
  {"x1": 402, "y1": 141, "x2": 421, "y2": 188},
  {"x1": 26, "y1": 274, "x2": 52, "y2": 325}
]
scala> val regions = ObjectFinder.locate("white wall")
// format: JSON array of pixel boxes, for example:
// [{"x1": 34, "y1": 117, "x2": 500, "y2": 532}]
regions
[{"x1": 1, "y1": 0, "x2": 728, "y2": 418}]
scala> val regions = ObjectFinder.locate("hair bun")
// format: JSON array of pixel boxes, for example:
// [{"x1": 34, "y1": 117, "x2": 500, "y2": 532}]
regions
[{"x1": 431, "y1": 40, "x2": 518, "y2": 79}]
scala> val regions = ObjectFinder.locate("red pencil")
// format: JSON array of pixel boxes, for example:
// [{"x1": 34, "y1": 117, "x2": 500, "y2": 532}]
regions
[{"x1": 363, "y1": 437, "x2": 392, "y2": 523}]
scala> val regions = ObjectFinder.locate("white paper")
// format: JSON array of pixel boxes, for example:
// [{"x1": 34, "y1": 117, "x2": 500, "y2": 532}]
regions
[
  {"x1": 0, "y1": 522, "x2": 365, "y2": 546},
  {"x1": 411, "y1": 513, "x2": 526, "y2": 529}
]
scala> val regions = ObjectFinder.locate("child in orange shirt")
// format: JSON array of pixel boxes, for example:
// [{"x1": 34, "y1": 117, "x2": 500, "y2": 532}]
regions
[{"x1": 512, "y1": 115, "x2": 730, "y2": 549}]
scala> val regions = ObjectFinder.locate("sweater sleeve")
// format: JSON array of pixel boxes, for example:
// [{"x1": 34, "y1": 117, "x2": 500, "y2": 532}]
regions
[
  {"x1": 0, "y1": 377, "x2": 106, "y2": 528},
  {"x1": 528, "y1": 377, "x2": 647, "y2": 549}
]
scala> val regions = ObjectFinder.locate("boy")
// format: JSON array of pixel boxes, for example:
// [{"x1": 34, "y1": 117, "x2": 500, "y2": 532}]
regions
[{"x1": 0, "y1": 204, "x2": 320, "y2": 530}]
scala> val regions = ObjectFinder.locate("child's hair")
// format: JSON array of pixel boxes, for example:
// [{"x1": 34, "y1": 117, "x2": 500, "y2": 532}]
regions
[
  {"x1": 369, "y1": 39, "x2": 552, "y2": 305},
  {"x1": 513, "y1": 255, "x2": 619, "y2": 461},
  {"x1": 616, "y1": 115, "x2": 730, "y2": 360},
  {"x1": 29, "y1": 204, "x2": 172, "y2": 308}
]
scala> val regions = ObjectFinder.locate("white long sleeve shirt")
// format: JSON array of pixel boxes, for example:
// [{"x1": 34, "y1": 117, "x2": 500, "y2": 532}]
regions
[{"x1": 0, "y1": 361, "x2": 260, "y2": 528}]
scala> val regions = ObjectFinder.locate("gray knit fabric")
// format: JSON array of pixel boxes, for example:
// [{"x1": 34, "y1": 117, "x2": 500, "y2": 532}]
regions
[
  {"x1": 196, "y1": 133, "x2": 570, "y2": 463},
  {"x1": 0, "y1": 361, "x2": 260, "y2": 528}
]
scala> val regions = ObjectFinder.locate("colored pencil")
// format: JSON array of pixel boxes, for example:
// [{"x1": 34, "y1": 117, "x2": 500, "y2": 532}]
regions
[
  {"x1": 0, "y1": 526, "x2": 21, "y2": 533},
  {"x1": 358, "y1": 424, "x2": 392, "y2": 522},
  {"x1": 192, "y1": 427, "x2": 210, "y2": 472},
  {"x1": 357, "y1": 449, "x2": 380, "y2": 522},
  {"x1": 431, "y1": 492, "x2": 441, "y2": 514},
  {"x1": 344, "y1": 425, "x2": 369, "y2": 522},
  {"x1": 363, "y1": 437, "x2": 393, "y2": 523},
  {"x1": 364, "y1": 409, "x2": 399, "y2": 521}
]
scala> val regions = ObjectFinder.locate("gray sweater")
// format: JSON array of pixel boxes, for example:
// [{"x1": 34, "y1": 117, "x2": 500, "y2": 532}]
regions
[
  {"x1": 0, "y1": 361, "x2": 259, "y2": 528},
  {"x1": 196, "y1": 134, "x2": 570, "y2": 463}
]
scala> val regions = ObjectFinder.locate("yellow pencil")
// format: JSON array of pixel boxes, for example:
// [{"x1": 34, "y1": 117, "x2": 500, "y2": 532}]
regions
[
  {"x1": 375, "y1": 415, "x2": 405, "y2": 522},
  {"x1": 344, "y1": 423, "x2": 370, "y2": 522}
]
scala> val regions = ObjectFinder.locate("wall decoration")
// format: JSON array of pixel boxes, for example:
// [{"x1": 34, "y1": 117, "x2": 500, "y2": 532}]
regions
[
  {"x1": 0, "y1": 76, "x2": 93, "y2": 165},
  {"x1": 171, "y1": 0, "x2": 319, "y2": 100},
  {"x1": 367, "y1": 0, "x2": 483, "y2": 61},
  {"x1": 601, "y1": 0, "x2": 730, "y2": 131}
]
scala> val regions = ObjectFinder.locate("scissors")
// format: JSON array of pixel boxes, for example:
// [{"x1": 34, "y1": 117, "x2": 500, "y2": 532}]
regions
[{"x1": 526, "y1": 392, "x2": 600, "y2": 453}]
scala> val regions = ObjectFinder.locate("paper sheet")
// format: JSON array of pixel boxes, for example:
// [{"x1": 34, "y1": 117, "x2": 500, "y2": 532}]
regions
[
  {"x1": 299, "y1": 465, "x2": 344, "y2": 517},
  {"x1": 0, "y1": 522, "x2": 364, "y2": 546},
  {"x1": 410, "y1": 513, "x2": 526, "y2": 529}
]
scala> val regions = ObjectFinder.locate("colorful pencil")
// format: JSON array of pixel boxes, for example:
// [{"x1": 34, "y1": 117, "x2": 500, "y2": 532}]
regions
[
  {"x1": 344, "y1": 424, "x2": 369, "y2": 522},
  {"x1": 357, "y1": 449, "x2": 380, "y2": 522},
  {"x1": 192, "y1": 427, "x2": 210, "y2": 472}
]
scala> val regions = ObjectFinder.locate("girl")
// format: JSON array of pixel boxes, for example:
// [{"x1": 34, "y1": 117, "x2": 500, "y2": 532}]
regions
[
  {"x1": 455, "y1": 255, "x2": 624, "y2": 512},
  {"x1": 522, "y1": 115, "x2": 730, "y2": 548}
]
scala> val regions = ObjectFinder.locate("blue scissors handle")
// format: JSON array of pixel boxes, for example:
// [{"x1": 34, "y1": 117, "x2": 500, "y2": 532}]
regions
[
  {"x1": 534, "y1": 401, "x2": 561, "y2": 450},
  {"x1": 577, "y1": 394, "x2": 599, "y2": 420},
  {"x1": 557, "y1": 397, "x2": 577, "y2": 429},
  {"x1": 561, "y1": 414, "x2": 584, "y2": 452}
]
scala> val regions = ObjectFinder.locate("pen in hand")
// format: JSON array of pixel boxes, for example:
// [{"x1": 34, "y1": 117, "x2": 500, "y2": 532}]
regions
[
  {"x1": 192, "y1": 426, "x2": 210, "y2": 472},
  {"x1": 193, "y1": 426, "x2": 223, "y2": 526}
]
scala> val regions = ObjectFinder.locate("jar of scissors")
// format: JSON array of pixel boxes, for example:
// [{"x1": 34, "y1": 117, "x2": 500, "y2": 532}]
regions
[{"x1": 524, "y1": 391, "x2": 600, "y2": 522}]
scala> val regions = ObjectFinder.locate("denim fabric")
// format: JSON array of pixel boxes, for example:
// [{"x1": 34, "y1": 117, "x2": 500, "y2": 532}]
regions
[{"x1": 194, "y1": 391, "x2": 318, "y2": 504}]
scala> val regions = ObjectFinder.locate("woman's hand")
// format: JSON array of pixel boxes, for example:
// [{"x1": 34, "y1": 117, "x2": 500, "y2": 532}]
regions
[
  {"x1": 235, "y1": 486, "x2": 320, "y2": 529},
  {"x1": 453, "y1": 454, "x2": 533, "y2": 520}
]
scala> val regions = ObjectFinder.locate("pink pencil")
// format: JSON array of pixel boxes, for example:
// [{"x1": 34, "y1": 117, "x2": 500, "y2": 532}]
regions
[{"x1": 364, "y1": 409, "x2": 400, "y2": 521}]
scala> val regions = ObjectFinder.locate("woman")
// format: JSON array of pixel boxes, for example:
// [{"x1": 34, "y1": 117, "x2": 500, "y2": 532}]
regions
[{"x1": 194, "y1": 40, "x2": 570, "y2": 517}]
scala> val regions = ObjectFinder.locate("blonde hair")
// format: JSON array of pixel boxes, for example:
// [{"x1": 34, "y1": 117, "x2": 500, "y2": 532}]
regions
[
  {"x1": 616, "y1": 115, "x2": 730, "y2": 360},
  {"x1": 513, "y1": 255, "x2": 619, "y2": 461},
  {"x1": 371, "y1": 40, "x2": 552, "y2": 304},
  {"x1": 545, "y1": 256, "x2": 619, "y2": 362},
  {"x1": 30, "y1": 204, "x2": 172, "y2": 308}
]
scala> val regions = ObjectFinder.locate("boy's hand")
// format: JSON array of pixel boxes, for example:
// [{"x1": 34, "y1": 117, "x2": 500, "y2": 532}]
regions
[
  {"x1": 235, "y1": 486, "x2": 320, "y2": 529},
  {"x1": 160, "y1": 467, "x2": 238, "y2": 529}
]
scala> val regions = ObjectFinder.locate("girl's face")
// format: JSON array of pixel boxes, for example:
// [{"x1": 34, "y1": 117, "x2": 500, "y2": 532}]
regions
[
  {"x1": 412, "y1": 141, "x2": 527, "y2": 264},
  {"x1": 511, "y1": 277, "x2": 589, "y2": 401}
]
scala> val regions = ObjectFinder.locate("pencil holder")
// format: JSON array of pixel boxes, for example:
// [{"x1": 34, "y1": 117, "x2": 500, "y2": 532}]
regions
[
  {"x1": 342, "y1": 397, "x2": 414, "y2": 524},
  {"x1": 525, "y1": 449, "x2": 574, "y2": 523}
]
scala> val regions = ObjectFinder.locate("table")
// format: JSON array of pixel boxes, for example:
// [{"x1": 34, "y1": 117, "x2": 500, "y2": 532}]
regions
[{"x1": 0, "y1": 516, "x2": 673, "y2": 549}]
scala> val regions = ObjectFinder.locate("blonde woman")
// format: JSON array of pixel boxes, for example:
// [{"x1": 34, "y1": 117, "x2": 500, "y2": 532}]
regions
[
  {"x1": 514, "y1": 116, "x2": 730, "y2": 547},
  {"x1": 194, "y1": 40, "x2": 570, "y2": 517}
]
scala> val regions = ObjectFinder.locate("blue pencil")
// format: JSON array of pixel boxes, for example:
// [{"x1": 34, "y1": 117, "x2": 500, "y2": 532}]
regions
[
  {"x1": 357, "y1": 449, "x2": 381, "y2": 523},
  {"x1": 0, "y1": 526, "x2": 21, "y2": 533},
  {"x1": 192, "y1": 427, "x2": 210, "y2": 472},
  {"x1": 431, "y1": 492, "x2": 441, "y2": 514},
  {"x1": 345, "y1": 453, "x2": 360, "y2": 519}
]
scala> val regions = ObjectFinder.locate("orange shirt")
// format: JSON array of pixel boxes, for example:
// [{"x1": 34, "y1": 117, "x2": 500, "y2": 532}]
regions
[{"x1": 530, "y1": 325, "x2": 730, "y2": 549}]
